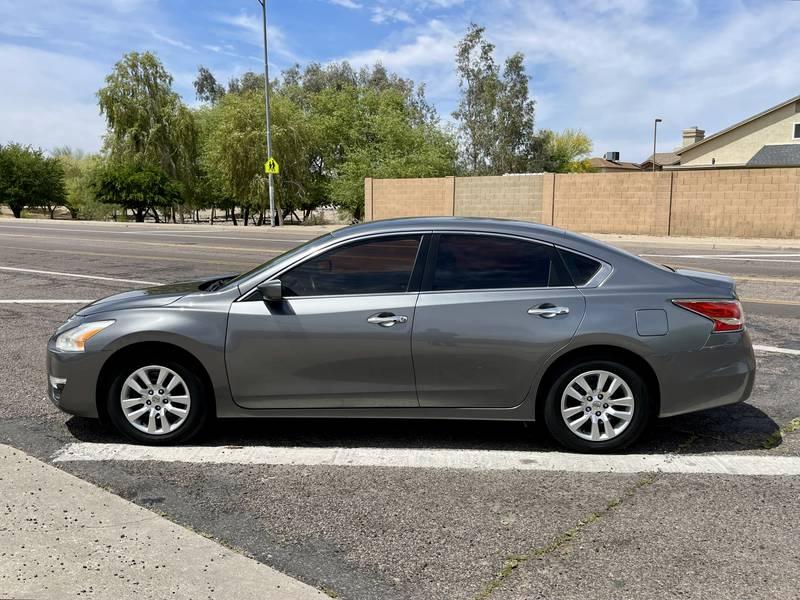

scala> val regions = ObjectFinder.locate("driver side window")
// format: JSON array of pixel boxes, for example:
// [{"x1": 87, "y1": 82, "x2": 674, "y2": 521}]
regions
[{"x1": 281, "y1": 235, "x2": 422, "y2": 297}]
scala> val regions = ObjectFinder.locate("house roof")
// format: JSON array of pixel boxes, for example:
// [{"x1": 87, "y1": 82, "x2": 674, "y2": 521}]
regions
[
  {"x1": 589, "y1": 157, "x2": 642, "y2": 171},
  {"x1": 747, "y1": 144, "x2": 800, "y2": 166},
  {"x1": 676, "y1": 94, "x2": 800, "y2": 155},
  {"x1": 640, "y1": 152, "x2": 680, "y2": 167}
]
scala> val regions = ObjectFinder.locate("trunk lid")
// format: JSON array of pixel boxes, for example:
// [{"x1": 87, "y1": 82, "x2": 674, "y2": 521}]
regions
[{"x1": 674, "y1": 268, "x2": 736, "y2": 297}]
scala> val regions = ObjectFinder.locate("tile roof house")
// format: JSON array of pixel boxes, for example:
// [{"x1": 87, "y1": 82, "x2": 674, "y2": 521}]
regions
[
  {"x1": 589, "y1": 152, "x2": 642, "y2": 172},
  {"x1": 639, "y1": 152, "x2": 680, "y2": 171},
  {"x1": 673, "y1": 94, "x2": 800, "y2": 168}
]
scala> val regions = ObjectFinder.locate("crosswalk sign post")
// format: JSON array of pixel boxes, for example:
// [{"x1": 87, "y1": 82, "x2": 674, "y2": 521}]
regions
[{"x1": 264, "y1": 157, "x2": 279, "y2": 174}]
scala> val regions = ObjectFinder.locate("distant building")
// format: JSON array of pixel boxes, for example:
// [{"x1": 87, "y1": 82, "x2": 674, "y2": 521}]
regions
[
  {"x1": 674, "y1": 94, "x2": 800, "y2": 168},
  {"x1": 639, "y1": 152, "x2": 680, "y2": 171},
  {"x1": 589, "y1": 152, "x2": 642, "y2": 173}
]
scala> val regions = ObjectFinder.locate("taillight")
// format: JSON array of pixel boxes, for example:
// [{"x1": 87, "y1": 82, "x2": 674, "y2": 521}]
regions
[{"x1": 672, "y1": 300, "x2": 744, "y2": 333}]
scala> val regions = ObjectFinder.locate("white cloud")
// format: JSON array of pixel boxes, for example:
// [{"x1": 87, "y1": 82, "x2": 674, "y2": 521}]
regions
[
  {"x1": 370, "y1": 7, "x2": 414, "y2": 24},
  {"x1": 329, "y1": 0, "x2": 362, "y2": 9},
  {"x1": 150, "y1": 30, "x2": 194, "y2": 52},
  {"x1": 0, "y1": 44, "x2": 106, "y2": 152}
]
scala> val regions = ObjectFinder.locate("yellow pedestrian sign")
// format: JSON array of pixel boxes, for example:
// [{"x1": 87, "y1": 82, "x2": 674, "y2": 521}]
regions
[{"x1": 264, "y1": 157, "x2": 280, "y2": 174}]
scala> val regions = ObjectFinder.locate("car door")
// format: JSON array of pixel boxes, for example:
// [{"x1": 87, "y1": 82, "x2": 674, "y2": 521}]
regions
[
  {"x1": 226, "y1": 233, "x2": 427, "y2": 409},
  {"x1": 412, "y1": 233, "x2": 586, "y2": 408}
]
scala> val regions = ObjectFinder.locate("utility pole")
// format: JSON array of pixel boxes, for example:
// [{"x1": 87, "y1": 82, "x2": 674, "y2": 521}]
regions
[
  {"x1": 652, "y1": 118, "x2": 662, "y2": 173},
  {"x1": 258, "y1": 0, "x2": 276, "y2": 226}
]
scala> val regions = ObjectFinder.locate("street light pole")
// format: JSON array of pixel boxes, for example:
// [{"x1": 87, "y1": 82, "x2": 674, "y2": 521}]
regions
[
  {"x1": 258, "y1": 0, "x2": 276, "y2": 226},
  {"x1": 652, "y1": 118, "x2": 662, "y2": 173}
]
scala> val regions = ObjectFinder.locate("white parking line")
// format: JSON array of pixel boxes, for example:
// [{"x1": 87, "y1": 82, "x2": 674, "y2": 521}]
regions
[
  {"x1": 753, "y1": 344, "x2": 800, "y2": 356},
  {"x1": 0, "y1": 265, "x2": 159, "y2": 286},
  {"x1": 642, "y1": 253, "x2": 800, "y2": 263},
  {"x1": 0, "y1": 299, "x2": 92, "y2": 304},
  {"x1": 52, "y1": 443, "x2": 800, "y2": 475}
]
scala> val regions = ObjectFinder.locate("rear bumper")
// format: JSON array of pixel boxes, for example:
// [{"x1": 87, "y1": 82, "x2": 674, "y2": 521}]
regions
[
  {"x1": 657, "y1": 330, "x2": 756, "y2": 418},
  {"x1": 46, "y1": 343, "x2": 107, "y2": 419}
]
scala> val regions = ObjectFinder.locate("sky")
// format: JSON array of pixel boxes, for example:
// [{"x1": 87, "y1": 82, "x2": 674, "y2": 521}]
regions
[{"x1": 1, "y1": 0, "x2": 799, "y2": 163}]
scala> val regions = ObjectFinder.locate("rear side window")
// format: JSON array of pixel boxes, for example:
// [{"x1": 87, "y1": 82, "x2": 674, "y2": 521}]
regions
[
  {"x1": 281, "y1": 235, "x2": 421, "y2": 297},
  {"x1": 430, "y1": 234, "x2": 570, "y2": 291},
  {"x1": 558, "y1": 249, "x2": 602, "y2": 285}
]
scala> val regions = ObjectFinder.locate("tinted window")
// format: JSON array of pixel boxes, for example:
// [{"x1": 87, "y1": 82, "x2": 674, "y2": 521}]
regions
[
  {"x1": 281, "y1": 235, "x2": 421, "y2": 297},
  {"x1": 558, "y1": 249, "x2": 602, "y2": 285},
  {"x1": 430, "y1": 234, "x2": 567, "y2": 291}
]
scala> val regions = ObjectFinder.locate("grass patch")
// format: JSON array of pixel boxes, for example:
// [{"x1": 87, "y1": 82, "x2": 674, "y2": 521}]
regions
[
  {"x1": 472, "y1": 472, "x2": 658, "y2": 600},
  {"x1": 761, "y1": 417, "x2": 800, "y2": 450}
]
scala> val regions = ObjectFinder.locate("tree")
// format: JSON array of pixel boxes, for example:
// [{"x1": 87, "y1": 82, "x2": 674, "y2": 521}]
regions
[
  {"x1": 52, "y1": 147, "x2": 109, "y2": 220},
  {"x1": 193, "y1": 66, "x2": 225, "y2": 105},
  {"x1": 91, "y1": 161, "x2": 181, "y2": 222},
  {"x1": 0, "y1": 143, "x2": 66, "y2": 218},
  {"x1": 453, "y1": 24, "x2": 501, "y2": 174},
  {"x1": 493, "y1": 53, "x2": 536, "y2": 174},
  {"x1": 538, "y1": 129, "x2": 594, "y2": 172},
  {"x1": 321, "y1": 86, "x2": 457, "y2": 219},
  {"x1": 97, "y1": 51, "x2": 197, "y2": 214}
]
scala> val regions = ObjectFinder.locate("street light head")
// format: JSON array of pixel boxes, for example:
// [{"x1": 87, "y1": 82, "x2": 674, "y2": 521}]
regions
[{"x1": 655, "y1": 118, "x2": 663, "y2": 123}]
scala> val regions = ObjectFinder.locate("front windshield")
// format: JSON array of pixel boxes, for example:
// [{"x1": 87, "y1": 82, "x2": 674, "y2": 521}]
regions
[{"x1": 222, "y1": 233, "x2": 333, "y2": 288}]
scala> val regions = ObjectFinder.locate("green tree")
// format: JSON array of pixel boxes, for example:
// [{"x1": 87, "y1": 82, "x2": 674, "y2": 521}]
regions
[
  {"x1": 320, "y1": 86, "x2": 456, "y2": 219},
  {"x1": 0, "y1": 143, "x2": 66, "y2": 218},
  {"x1": 193, "y1": 66, "x2": 226, "y2": 105},
  {"x1": 453, "y1": 24, "x2": 501, "y2": 174},
  {"x1": 452, "y1": 24, "x2": 542, "y2": 175},
  {"x1": 97, "y1": 51, "x2": 197, "y2": 216},
  {"x1": 539, "y1": 129, "x2": 594, "y2": 172},
  {"x1": 52, "y1": 147, "x2": 112, "y2": 220},
  {"x1": 91, "y1": 161, "x2": 181, "y2": 222},
  {"x1": 493, "y1": 53, "x2": 536, "y2": 174}
]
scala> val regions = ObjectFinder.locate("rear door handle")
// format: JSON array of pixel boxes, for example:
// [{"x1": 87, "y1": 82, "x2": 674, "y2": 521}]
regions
[
  {"x1": 527, "y1": 305, "x2": 570, "y2": 318},
  {"x1": 367, "y1": 313, "x2": 408, "y2": 327}
]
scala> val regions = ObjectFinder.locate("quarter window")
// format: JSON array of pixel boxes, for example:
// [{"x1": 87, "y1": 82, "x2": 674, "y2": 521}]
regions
[
  {"x1": 281, "y1": 235, "x2": 422, "y2": 297},
  {"x1": 558, "y1": 249, "x2": 602, "y2": 286},
  {"x1": 430, "y1": 234, "x2": 569, "y2": 291}
]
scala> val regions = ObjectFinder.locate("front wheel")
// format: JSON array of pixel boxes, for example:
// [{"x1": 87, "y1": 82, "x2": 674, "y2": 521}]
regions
[
  {"x1": 106, "y1": 357, "x2": 209, "y2": 445},
  {"x1": 543, "y1": 360, "x2": 652, "y2": 453}
]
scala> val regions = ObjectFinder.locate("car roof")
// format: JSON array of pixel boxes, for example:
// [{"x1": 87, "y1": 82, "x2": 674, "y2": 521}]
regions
[{"x1": 331, "y1": 217, "x2": 569, "y2": 241}]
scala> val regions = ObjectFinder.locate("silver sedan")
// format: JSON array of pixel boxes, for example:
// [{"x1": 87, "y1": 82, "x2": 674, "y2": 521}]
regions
[{"x1": 47, "y1": 217, "x2": 755, "y2": 452}]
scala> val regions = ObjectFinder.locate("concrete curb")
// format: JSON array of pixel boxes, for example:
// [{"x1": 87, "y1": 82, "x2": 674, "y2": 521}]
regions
[{"x1": 0, "y1": 444, "x2": 325, "y2": 599}]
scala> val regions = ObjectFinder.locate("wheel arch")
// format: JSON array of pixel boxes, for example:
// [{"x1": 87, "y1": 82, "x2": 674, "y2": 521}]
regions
[
  {"x1": 533, "y1": 344, "x2": 661, "y2": 421},
  {"x1": 95, "y1": 341, "x2": 216, "y2": 423}
]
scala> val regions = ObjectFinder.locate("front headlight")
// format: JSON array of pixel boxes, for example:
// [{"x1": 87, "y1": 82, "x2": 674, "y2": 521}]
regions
[{"x1": 54, "y1": 320, "x2": 115, "y2": 352}]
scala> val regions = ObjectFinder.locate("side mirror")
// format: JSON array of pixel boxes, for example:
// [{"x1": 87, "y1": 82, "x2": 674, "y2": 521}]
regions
[{"x1": 257, "y1": 279, "x2": 283, "y2": 302}]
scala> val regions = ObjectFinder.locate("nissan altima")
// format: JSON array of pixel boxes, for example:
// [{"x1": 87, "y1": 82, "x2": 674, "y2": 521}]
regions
[{"x1": 47, "y1": 217, "x2": 755, "y2": 452}]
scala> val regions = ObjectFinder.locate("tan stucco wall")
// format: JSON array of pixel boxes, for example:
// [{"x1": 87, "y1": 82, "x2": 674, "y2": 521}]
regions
[
  {"x1": 454, "y1": 175, "x2": 543, "y2": 220},
  {"x1": 370, "y1": 176, "x2": 455, "y2": 220},
  {"x1": 670, "y1": 168, "x2": 799, "y2": 238},
  {"x1": 551, "y1": 172, "x2": 672, "y2": 236},
  {"x1": 366, "y1": 169, "x2": 800, "y2": 239},
  {"x1": 680, "y1": 101, "x2": 800, "y2": 166}
]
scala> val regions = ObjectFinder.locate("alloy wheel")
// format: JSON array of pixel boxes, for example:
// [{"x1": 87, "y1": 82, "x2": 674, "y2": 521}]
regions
[
  {"x1": 120, "y1": 365, "x2": 192, "y2": 435},
  {"x1": 560, "y1": 369, "x2": 635, "y2": 442}
]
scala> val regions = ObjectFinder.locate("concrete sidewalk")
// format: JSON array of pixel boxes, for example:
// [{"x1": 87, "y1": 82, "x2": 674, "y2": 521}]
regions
[{"x1": 0, "y1": 444, "x2": 324, "y2": 599}]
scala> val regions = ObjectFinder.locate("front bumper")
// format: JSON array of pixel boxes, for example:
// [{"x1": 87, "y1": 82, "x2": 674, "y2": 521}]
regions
[{"x1": 46, "y1": 343, "x2": 108, "y2": 418}]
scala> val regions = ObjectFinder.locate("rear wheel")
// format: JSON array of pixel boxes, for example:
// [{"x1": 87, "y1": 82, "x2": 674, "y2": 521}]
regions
[
  {"x1": 544, "y1": 360, "x2": 652, "y2": 452},
  {"x1": 106, "y1": 357, "x2": 209, "y2": 445}
]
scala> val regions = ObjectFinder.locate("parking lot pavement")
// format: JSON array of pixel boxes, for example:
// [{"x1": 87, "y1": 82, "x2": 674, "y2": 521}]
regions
[{"x1": 1, "y1": 219, "x2": 799, "y2": 599}]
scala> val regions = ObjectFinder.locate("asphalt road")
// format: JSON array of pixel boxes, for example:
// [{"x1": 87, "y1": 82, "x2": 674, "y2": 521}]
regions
[{"x1": 1, "y1": 218, "x2": 799, "y2": 600}]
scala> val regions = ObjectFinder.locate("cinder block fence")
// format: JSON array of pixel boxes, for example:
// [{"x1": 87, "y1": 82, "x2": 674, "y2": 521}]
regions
[{"x1": 364, "y1": 168, "x2": 800, "y2": 239}]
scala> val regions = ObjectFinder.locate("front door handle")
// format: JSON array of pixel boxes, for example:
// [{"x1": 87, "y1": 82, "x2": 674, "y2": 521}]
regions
[
  {"x1": 527, "y1": 305, "x2": 570, "y2": 318},
  {"x1": 367, "y1": 313, "x2": 408, "y2": 327}
]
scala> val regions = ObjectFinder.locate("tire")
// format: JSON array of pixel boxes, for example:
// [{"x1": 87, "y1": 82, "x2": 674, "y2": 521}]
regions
[
  {"x1": 106, "y1": 355, "x2": 210, "y2": 445},
  {"x1": 543, "y1": 360, "x2": 652, "y2": 453}
]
